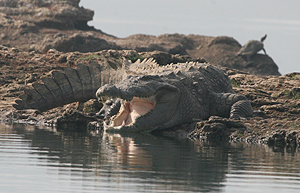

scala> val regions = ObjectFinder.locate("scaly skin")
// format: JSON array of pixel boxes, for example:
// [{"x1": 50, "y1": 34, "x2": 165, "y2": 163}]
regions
[
  {"x1": 14, "y1": 59, "x2": 253, "y2": 132},
  {"x1": 96, "y1": 62, "x2": 253, "y2": 132}
]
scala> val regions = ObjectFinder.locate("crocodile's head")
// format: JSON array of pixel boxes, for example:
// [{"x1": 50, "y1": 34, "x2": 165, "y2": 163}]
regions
[{"x1": 96, "y1": 74, "x2": 182, "y2": 132}]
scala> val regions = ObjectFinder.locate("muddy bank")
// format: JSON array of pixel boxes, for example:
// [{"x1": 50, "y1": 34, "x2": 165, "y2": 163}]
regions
[{"x1": 0, "y1": 46, "x2": 299, "y2": 148}]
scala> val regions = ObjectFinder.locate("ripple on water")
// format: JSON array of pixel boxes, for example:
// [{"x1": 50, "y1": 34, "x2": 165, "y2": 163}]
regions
[{"x1": 1, "y1": 123, "x2": 300, "y2": 193}]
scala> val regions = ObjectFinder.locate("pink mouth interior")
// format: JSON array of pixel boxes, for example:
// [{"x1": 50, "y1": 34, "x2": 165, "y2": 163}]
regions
[{"x1": 113, "y1": 97, "x2": 155, "y2": 127}]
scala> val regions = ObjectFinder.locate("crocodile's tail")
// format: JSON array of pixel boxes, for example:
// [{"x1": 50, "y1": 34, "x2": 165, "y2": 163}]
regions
[{"x1": 13, "y1": 62, "x2": 103, "y2": 112}]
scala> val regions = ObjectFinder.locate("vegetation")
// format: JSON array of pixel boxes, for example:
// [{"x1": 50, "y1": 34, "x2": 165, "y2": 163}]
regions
[
  {"x1": 79, "y1": 54, "x2": 101, "y2": 61},
  {"x1": 231, "y1": 78, "x2": 241, "y2": 87},
  {"x1": 291, "y1": 75, "x2": 300, "y2": 80},
  {"x1": 290, "y1": 122, "x2": 300, "y2": 130},
  {"x1": 282, "y1": 89, "x2": 300, "y2": 99}
]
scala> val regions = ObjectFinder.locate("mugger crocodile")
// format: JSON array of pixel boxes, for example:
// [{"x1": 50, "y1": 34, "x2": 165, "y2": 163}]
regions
[{"x1": 13, "y1": 59, "x2": 253, "y2": 132}]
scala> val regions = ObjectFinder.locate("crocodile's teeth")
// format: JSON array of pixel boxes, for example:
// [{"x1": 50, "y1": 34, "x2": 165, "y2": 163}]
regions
[{"x1": 121, "y1": 120, "x2": 126, "y2": 127}]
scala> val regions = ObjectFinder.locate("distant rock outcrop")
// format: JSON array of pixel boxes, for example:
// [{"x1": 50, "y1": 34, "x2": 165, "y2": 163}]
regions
[
  {"x1": 0, "y1": 0, "x2": 94, "y2": 29},
  {"x1": 0, "y1": 0, "x2": 281, "y2": 76},
  {"x1": 187, "y1": 36, "x2": 280, "y2": 76}
]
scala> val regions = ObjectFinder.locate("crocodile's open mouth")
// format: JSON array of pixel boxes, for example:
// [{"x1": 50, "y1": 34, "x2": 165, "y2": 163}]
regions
[
  {"x1": 96, "y1": 78, "x2": 180, "y2": 131},
  {"x1": 101, "y1": 95, "x2": 156, "y2": 130}
]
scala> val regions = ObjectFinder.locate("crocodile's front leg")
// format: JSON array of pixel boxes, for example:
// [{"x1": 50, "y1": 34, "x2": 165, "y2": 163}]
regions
[
  {"x1": 229, "y1": 97, "x2": 253, "y2": 119},
  {"x1": 210, "y1": 92, "x2": 253, "y2": 119}
]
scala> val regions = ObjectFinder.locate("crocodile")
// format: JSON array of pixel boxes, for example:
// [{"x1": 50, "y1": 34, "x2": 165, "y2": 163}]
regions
[{"x1": 13, "y1": 59, "x2": 253, "y2": 132}]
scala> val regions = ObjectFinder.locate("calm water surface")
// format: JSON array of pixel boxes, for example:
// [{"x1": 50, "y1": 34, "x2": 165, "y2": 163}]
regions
[{"x1": 1, "y1": 123, "x2": 300, "y2": 193}]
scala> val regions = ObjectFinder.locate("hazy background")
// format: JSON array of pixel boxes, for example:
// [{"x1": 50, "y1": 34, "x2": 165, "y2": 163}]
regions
[{"x1": 80, "y1": 0, "x2": 300, "y2": 75}]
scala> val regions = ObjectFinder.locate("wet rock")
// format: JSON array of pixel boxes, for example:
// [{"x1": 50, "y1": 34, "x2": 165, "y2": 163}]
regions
[
  {"x1": 286, "y1": 130, "x2": 300, "y2": 148},
  {"x1": 267, "y1": 130, "x2": 287, "y2": 147},
  {"x1": 55, "y1": 109, "x2": 98, "y2": 132},
  {"x1": 87, "y1": 121, "x2": 103, "y2": 132},
  {"x1": 83, "y1": 99, "x2": 103, "y2": 115},
  {"x1": 189, "y1": 116, "x2": 247, "y2": 142},
  {"x1": 2, "y1": 109, "x2": 41, "y2": 124}
]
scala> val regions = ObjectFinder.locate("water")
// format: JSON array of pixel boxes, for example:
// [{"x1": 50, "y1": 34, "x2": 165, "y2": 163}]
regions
[{"x1": 1, "y1": 123, "x2": 300, "y2": 193}]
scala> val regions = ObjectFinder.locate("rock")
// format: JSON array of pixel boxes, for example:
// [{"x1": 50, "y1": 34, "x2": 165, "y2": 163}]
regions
[
  {"x1": 87, "y1": 121, "x2": 103, "y2": 132},
  {"x1": 83, "y1": 99, "x2": 103, "y2": 114},
  {"x1": 189, "y1": 36, "x2": 280, "y2": 76},
  {"x1": 0, "y1": 0, "x2": 109, "y2": 54},
  {"x1": 57, "y1": 55, "x2": 67, "y2": 63},
  {"x1": 55, "y1": 109, "x2": 98, "y2": 131},
  {"x1": 286, "y1": 130, "x2": 300, "y2": 148},
  {"x1": 0, "y1": 1, "x2": 281, "y2": 75},
  {"x1": 189, "y1": 116, "x2": 247, "y2": 142},
  {"x1": 260, "y1": 104, "x2": 288, "y2": 113},
  {"x1": 35, "y1": 32, "x2": 121, "y2": 53},
  {"x1": 267, "y1": 130, "x2": 287, "y2": 147},
  {"x1": 0, "y1": 0, "x2": 94, "y2": 29}
]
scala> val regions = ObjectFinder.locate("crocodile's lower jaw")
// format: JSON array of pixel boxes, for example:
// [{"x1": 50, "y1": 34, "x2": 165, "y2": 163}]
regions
[{"x1": 107, "y1": 96, "x2": 156, "y2": 129}]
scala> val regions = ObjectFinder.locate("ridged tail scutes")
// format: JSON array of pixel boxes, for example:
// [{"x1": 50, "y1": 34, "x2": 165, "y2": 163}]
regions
[
  {"x1": 32, "y1": 82, "x2": 56, "y2": 110},
  {"x1": 88, "y1": 62, "x2": 102, "y2": 96},
  {"x1": 14, "y1": 89, "x2": 48, "y2": 111},
  {"x1": 41, "y1": 77, "x2": 66, "y2": 108},
  {"x1": 64, "y1": 67, "x2": 83, "y2": 102},
  {"x1": 13, "y1": 62, "x2": 103, "y2": 112},
  {"x1": 76, "y1": 64, "x2": 92, "y2": 100},
  {"x1": 51, "y1": 71, "x2": 74, "y2": 104}
]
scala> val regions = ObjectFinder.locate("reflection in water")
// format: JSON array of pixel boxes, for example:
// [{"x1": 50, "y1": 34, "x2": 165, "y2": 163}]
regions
[{"x1": 1, "y1": 123, "x2": 300, "y2": 193}]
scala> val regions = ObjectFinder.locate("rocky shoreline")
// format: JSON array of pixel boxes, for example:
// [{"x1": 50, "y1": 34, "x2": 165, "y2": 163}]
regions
[
  {"x1": 0, "y1": 46, "x2": 299, "y2": 148},
  {"x1": 1, "y1": 0, "x2": 299, "y2": 148}
]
